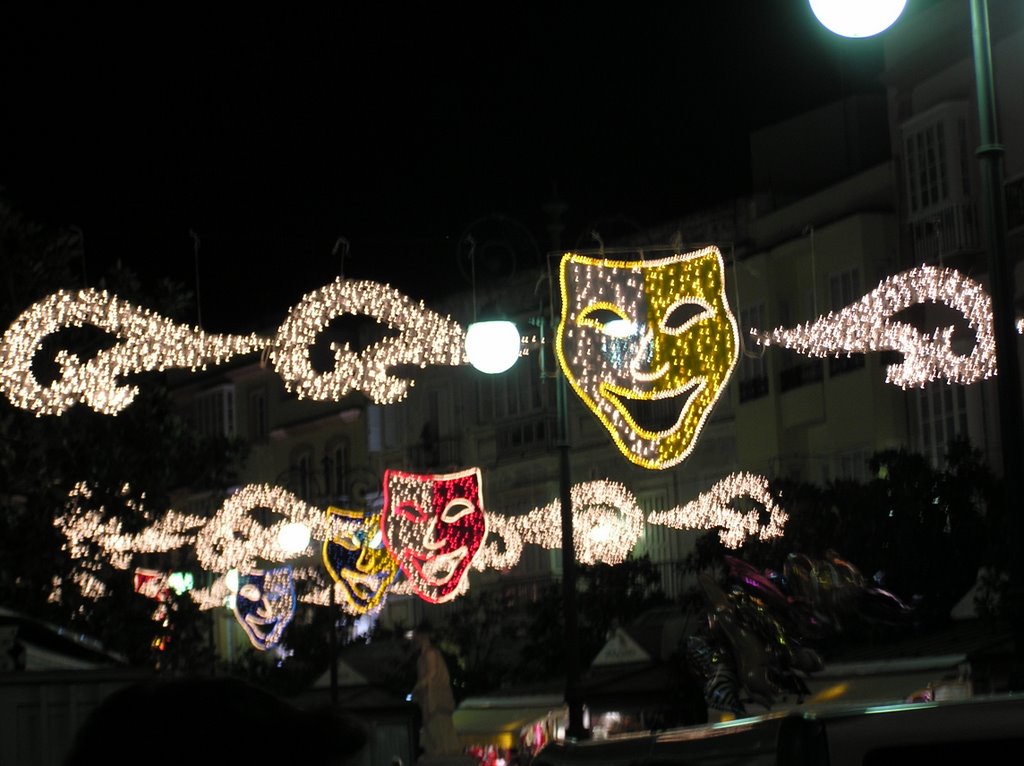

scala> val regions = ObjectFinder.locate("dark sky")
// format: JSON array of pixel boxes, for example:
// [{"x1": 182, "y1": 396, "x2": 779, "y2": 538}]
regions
[{"x1": 0, "y1": 2, "x2": 893, "y2": 332}]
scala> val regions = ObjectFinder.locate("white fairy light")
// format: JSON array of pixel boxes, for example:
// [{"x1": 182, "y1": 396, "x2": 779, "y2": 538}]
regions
[
  {"x1": 752, "y1": 266, "x2": 998, "y2": 388},
  {"x1": 647, "y1": 472, "x2": 787, "y2": 549},
  {"x1": 54, "y1": 472, "x2": 786, "y2": 611},
  {"x1": 0, "y1": 279, "x2": 466, "y2": 416},
  {"x1": 193, "y1": 484, "x2": 328, "y2": 574},
  {"x1": 0, "y1": 288, "x2": 268, "y2": 416},
  {"x1": 270, "y1": 278, "x2": 466, "y2": 404},
  {"x1": 504, "y1": 480, "x2": 645, "y2": 566}
]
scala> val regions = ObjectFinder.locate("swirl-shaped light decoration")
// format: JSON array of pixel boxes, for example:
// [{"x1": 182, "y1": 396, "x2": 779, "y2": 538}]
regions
[
  {"x1": 270, "y1": 279, "x2": 465, "y2": 403},
  {"x1": 0, "y1": 278, "x2": 465, "y2": 415},
  {"x1": 647, "y1": 472, "x2": 787, "y2": 549},
  {"x1": 484, "y1": 480, "x2": 645, "y2": 566},
  {"x1": 53, "y1": 472, "x2": 786, "y2": 612},
  {"x1": 193, "y1": 484, "x2": 329, "y2": 574},
  {"x1": 751, "y1": 266, "x2": 1000, "y2": 388},
  {"x1": 0, "y1": 289, "x2": 267, "y2": 416}
]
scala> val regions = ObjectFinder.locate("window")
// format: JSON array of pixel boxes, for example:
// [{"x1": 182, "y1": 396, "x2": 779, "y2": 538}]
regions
[
  {"x1": 738, "y1": 303, "x2": 768, "y2": 402},
  {"x1": 836, "y1": 449, "x2": 869, "y2": 483},
  {"x1": 293, "y1": 449, "x2": 314, "y2": 501},
  {"x1": 330, "y1": 441, "x2": 349, "y2": 498},
  {"x1": 478, "y1": 351, "x2": 543, "y2": 423},
  {"x1": 247, "y1": 387, "x2": 267, "y2": 441},
  {"x1": 829, "y1": 267, "x2": 860, "y2": 312},
  {"x1": 194, "y1": 384, "x2": 235, "y2": 438},
  {"x1": 828, "y1": 268, "x2": 865, "y2": 377},
  {"x1": 917, "y1": 385, "x2": 968, "y2": 468},
  {"x1": 902, "y1": 102, "x2": 977, "y2": 261},
  {"x1": 368, "y1": 404, "x2": 403, "y2": 452},
  {"x1": 902, "y1": 102, "x2": 967, "y2": 217},
  {"x1": 1006, "y1": 175, "x2": 1024, "y2": 231}
]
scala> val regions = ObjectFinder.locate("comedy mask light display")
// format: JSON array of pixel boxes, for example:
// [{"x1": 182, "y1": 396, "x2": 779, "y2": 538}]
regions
[
  {"x1": 322, "y1": 505, "x2": 399, "y2": 615},
  {"x1": 556, "y1": 248, "x2": 739, "y2": 469},
  {"x1": 381, "y1": 468, "x2": 487, "y2": 604},
  {"x1": 231, "y1": 566, "x2": 296, "y2": 650}
]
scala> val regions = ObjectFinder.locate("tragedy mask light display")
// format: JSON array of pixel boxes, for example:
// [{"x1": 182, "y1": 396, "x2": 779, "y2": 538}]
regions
[
  {"x1": 556, "y1": 247, "x2": 739, "y2": 469},
  {"x1": 231, "y1": 566, "x2": 296, "y2": 650},
  {"x1": 322, "y1": 506, "x2": 399, "y2": 615},
  {"x1": 381, "y1": 468, "x2": 487, "y2": 604}
]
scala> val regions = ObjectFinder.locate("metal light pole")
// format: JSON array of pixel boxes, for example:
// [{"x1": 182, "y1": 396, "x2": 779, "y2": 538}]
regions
[
  {"x1": 551, "y1": 318, "x2": 587, "y2": 741},
  {"x1": 969, "y1": 0, "x2": 1024, "y2": 640},
  {"x1": 467, "y1": 290, "x2": 588, "y2": 741}
]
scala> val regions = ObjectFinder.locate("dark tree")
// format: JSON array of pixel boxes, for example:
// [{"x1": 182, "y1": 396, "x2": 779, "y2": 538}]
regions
[{"x1": 0, "y1": 199, "x2": 245, "y2": 669}]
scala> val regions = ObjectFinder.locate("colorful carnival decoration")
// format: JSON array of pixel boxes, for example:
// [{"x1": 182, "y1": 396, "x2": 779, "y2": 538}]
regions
[
  {"x1": 322, "y1": 505, "x2": 399, "y2": 614},
  {"x1": 647, "y1": 472, "x2": 788, "y2": 549},
  {"x1": 55, "y1": 481, "x2": 206, "y2": 600},
  {"x1": 230, "y1": 565, "x2": 297, "y2": 651},
  {"x1": 556, "y1": 248, "x2": 739, "y2": 470},
  {"x1": 133, "y1": 567, "x2": 171, "y2": 622},
  {"x1": 54, "y1": 471, "x2": 787, "y2": 611},
  {"x1": 381, "y1": 468, "x2": 488, "y2": 604},
  {"x1": 0, "y1": 278, "x2": 465, "y2": 416},
  {"x1": 688, "y1": 551, "x2": 915, "y2": 715},
  {"x1": 751, "y1": 266, "x2": 998, "y2": 388}
]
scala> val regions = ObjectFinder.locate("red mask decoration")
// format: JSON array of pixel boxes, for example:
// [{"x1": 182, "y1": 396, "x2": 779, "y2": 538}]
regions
[{"x1": 381, "y1": 468, "x2": 487, "y2": 603}]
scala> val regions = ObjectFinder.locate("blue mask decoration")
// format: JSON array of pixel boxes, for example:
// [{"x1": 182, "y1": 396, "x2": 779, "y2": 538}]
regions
[{"x1": 232, "y1": 566, "x2": 296, "y2": 650}]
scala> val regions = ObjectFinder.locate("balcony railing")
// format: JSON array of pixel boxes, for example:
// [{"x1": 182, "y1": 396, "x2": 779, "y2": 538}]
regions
[
  {"x1": 406, "y1": 436, "x2": 462, "y2": 471},
  {"x1": 910, "y1": 201, "x2": 979, "y2": 263},
  {"x1": 780, "y1": 360, "x2": 824, "y2": 392}
]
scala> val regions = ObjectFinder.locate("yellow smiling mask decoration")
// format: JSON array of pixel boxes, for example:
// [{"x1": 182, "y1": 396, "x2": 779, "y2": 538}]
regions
[{"x1": 556, "y1": 247, "x2": 739, "y2": 470}]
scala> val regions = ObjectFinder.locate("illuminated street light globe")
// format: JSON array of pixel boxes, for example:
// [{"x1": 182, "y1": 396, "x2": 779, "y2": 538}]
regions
[
  {"x1": 277, "y1": 522, "x2": 311, "y2": 554},
  {"x1": 465, "y1": 320, "x2": 521, "y2": 374},
  {"x1": 809, "y1": 0, "x2": 906, "y2": 38}
]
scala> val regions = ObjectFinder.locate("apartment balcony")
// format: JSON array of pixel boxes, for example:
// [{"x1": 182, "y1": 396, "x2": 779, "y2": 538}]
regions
[
  {"x1": 909, "y1": 201, "x2": 978, "y2": 263},
  {"x1": 406, "y1": 435, "x2": 463, "y2": 472}
]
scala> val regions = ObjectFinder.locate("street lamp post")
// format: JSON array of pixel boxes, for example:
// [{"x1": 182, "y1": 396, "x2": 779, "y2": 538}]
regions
[
  {"x1": 467, "y1": 302, "x2": 588, "y2": 741},
  {"x1": 550, "y1": 318, "x2": 587, "y2": 741}
]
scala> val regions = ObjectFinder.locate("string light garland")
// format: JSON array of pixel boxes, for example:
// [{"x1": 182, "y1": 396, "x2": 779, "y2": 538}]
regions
[
  {"x1": 54, "y1": 471, "x2": 784, "y2": 623},
  {"x1": 556, "y1": 248, "x2": 739, "y2": 470},
  {"x1": 6, "y1": 270, "x2": 1022, "y2": 420},
  {"x1": 751, "y1": 266, "x2": 1000, "y2": 388},
  {"x1": 647, "y1": 472, "x2": 787, "y2": 549},
  {"x1": 194, "y1": 484, "x2": 328, "y2": 573},
  {"x1": 0, "y1": 279, "x2": 465, "y2": 416},
  {"x1": 270, "y1": 278, "x2": 466, "y2": 403},
  {"x1": 486, "y1": 480, "x2": 644, "y2": 566},
  {"x1": 0, "y1": 288, "x2": 268, "y2": 416}
]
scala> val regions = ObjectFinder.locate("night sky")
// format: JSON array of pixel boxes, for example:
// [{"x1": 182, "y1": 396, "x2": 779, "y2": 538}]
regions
[{"x1": 0, "y1": 2, "x2": 897, "y2": 332}]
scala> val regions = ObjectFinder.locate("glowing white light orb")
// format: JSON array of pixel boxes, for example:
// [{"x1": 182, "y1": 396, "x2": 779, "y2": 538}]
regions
[
  {"x1": 225, "y1": 569, "x2": 240, "y2": 593},
  {"x1": 809, "y1": 0, "x2": 906, "y2": 38},
  {"x1": 603, "y1": 319, "x2": 635, "y2": 338},
  {"x1": 465, "y1": 321, "x2": 521, "y2": 374},
  {"x1": 167, "y1": 571, "x2": 194, "y2": 595},
  {"x1": 277, "y1": 522, "x2": 312, "y2": 554}
]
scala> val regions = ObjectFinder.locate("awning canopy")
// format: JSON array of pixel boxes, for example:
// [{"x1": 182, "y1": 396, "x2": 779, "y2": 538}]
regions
[{"x1": 454, "y1": 695, "x2": 565, "y2": 749}]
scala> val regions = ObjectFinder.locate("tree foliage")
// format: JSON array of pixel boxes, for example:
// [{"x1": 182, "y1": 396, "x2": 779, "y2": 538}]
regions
[
  {"x1": 0, "y1": 199, "x2": 245, "y2": 668},
  {"x1": 682, "y1": 438, "x2": 1000, "y2": 638}
]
